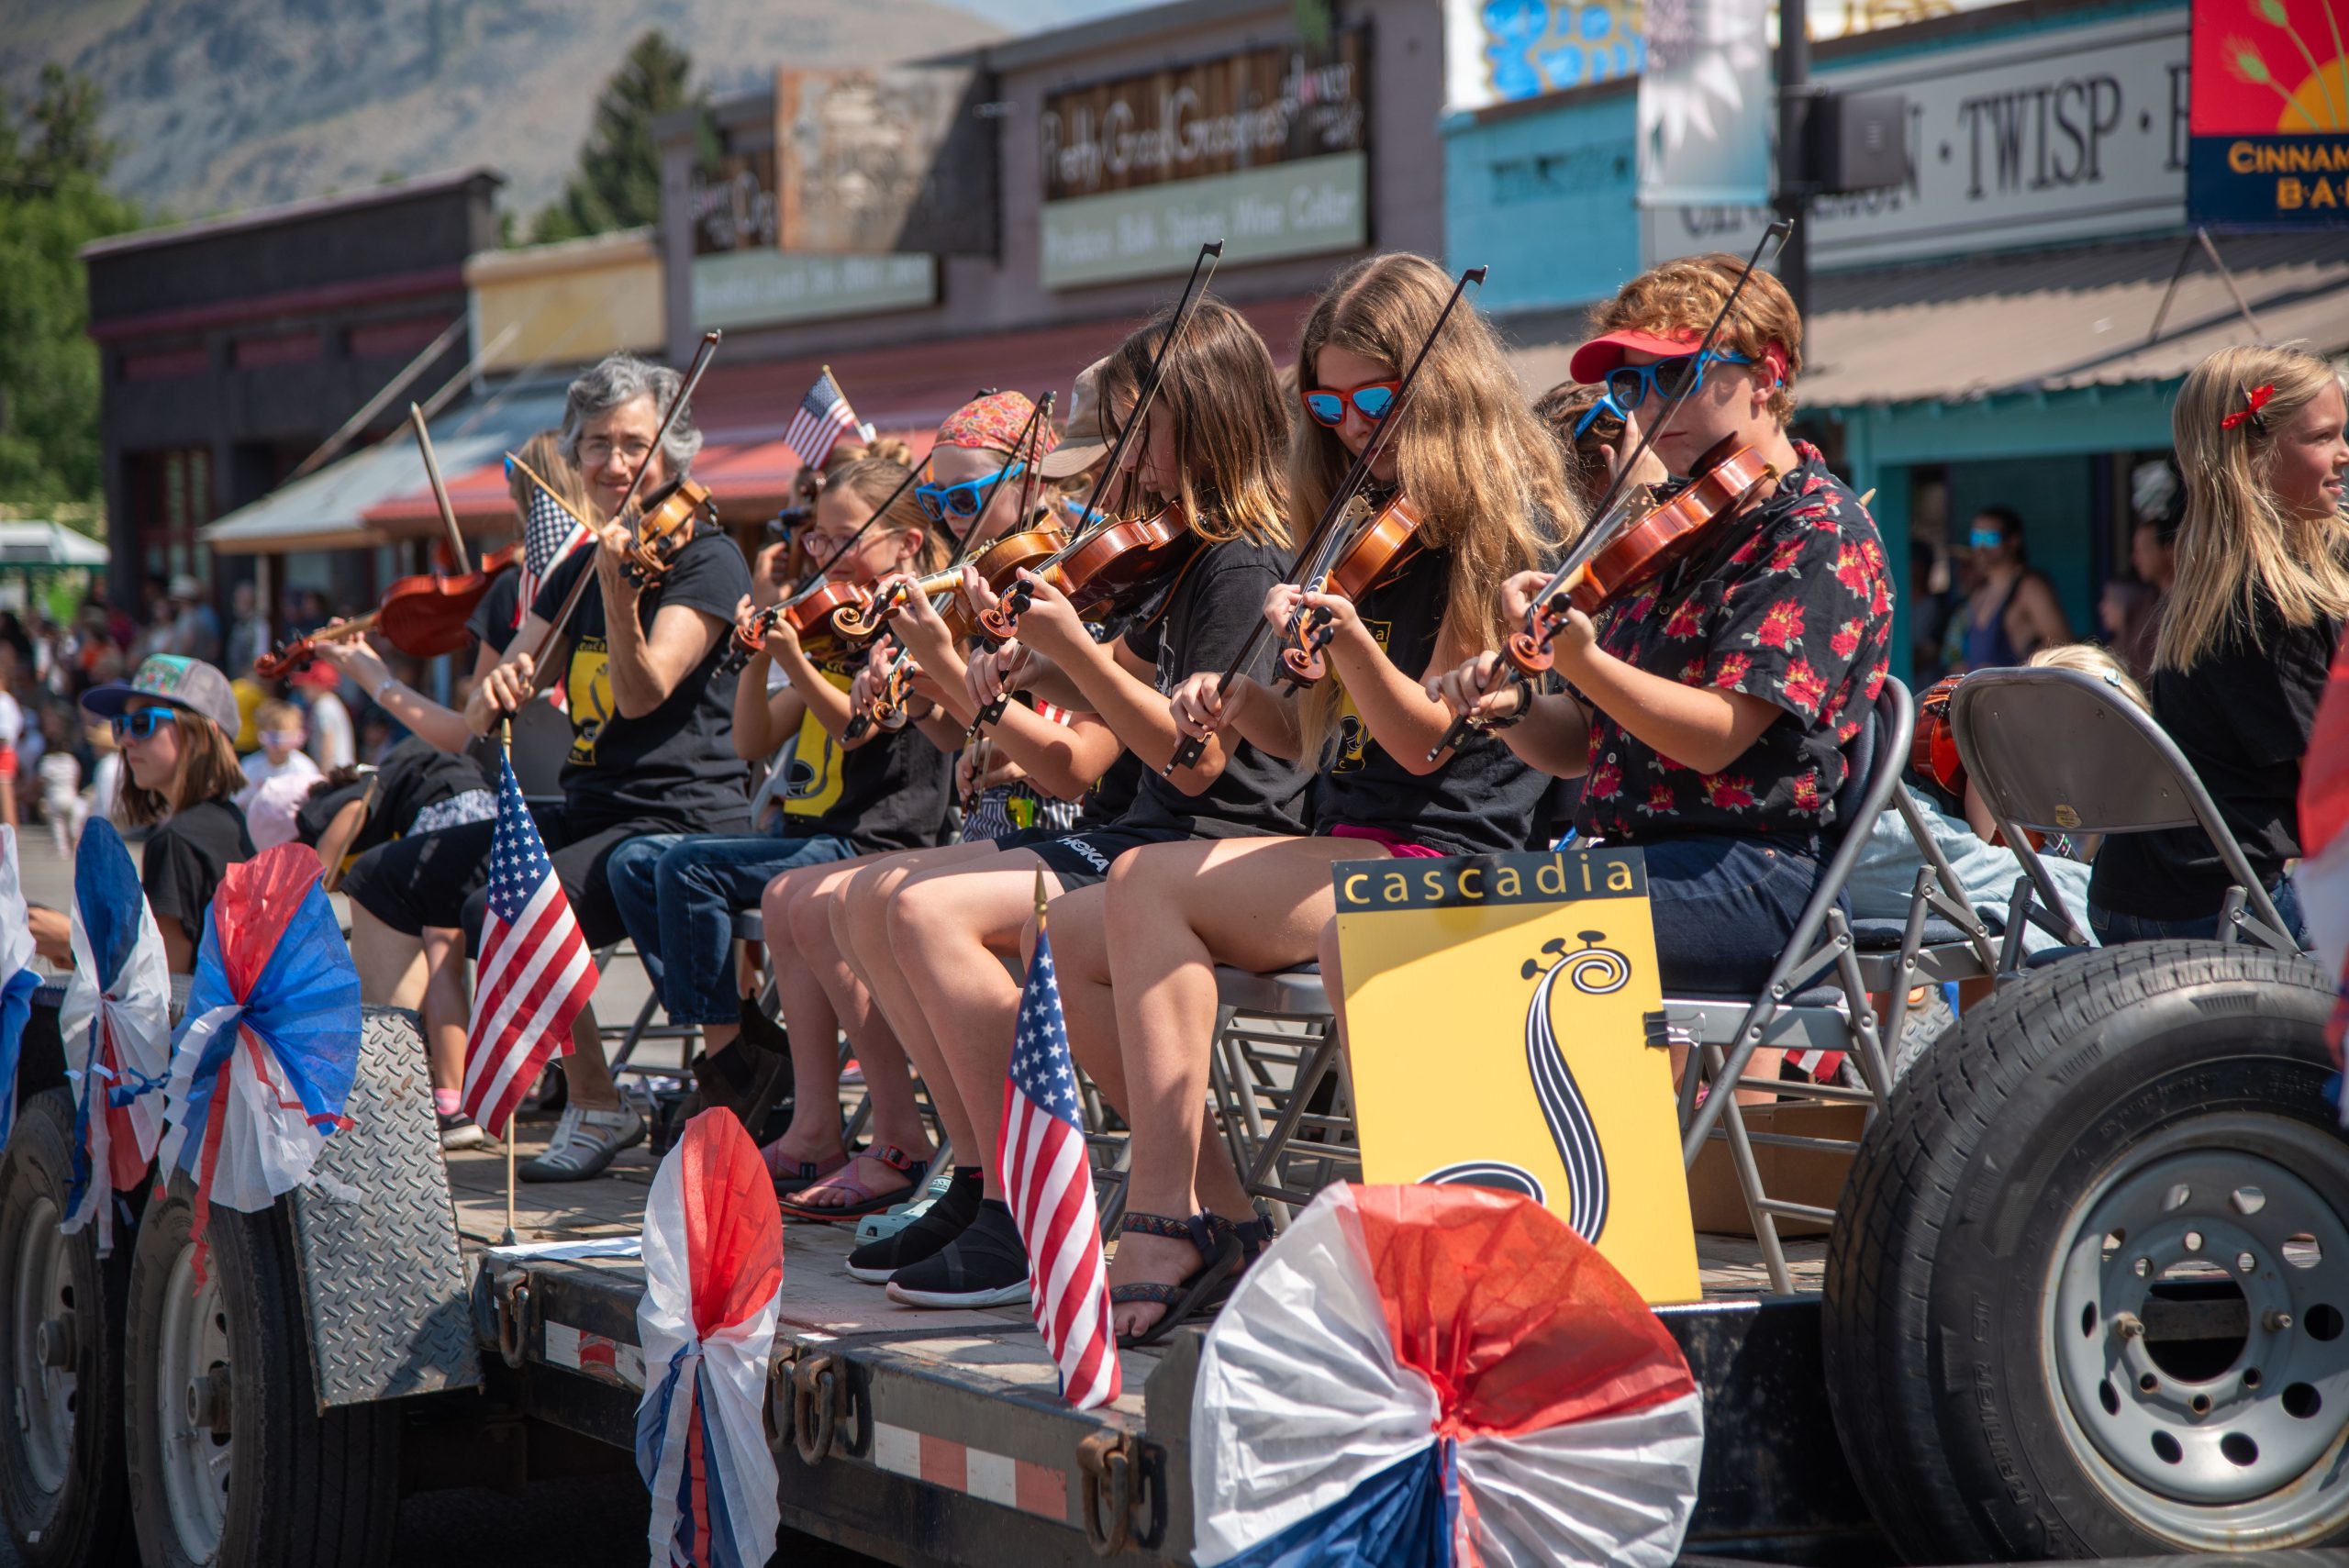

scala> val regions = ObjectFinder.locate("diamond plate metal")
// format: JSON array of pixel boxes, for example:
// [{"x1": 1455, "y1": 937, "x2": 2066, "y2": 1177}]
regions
[{"x1": 289, "y1": 1006, "x2": 484, "y2": 1407}]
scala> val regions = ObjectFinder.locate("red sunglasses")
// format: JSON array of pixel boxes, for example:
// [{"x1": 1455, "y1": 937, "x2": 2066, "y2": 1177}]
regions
[{"x1": 1300, "y1": 380, "x2": 1401, "y2": 428}]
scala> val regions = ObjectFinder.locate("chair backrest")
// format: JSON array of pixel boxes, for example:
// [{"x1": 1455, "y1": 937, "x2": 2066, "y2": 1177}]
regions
[
  {"x1": 1809, "y1": 674, "x2": 1914, "y2": 914},
  {"x1": 1948, "y1": 665, "x2": 2292, "y2": 946},
  {"x1": 1820, "y1": 677, "x2": 1880, "y2": 851},
  {"x1": 507, "y1": 695, "x2": 573, "y2": 798}
]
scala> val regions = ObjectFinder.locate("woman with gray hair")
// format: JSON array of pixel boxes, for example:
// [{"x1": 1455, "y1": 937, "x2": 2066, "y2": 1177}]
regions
[
  {"x1": 340, "y1": 348, "x2": 755, "y2": 1180},
  {"x1": 561, "y1": 351, "x2": 705, "y2": 519}
]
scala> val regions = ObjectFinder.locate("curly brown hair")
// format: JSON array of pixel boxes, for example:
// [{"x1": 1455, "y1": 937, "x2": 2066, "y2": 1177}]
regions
[
  {"x1": 1584, "y1": 252, "x2": 1803, "y2": 424},
  {"x1": 1533, "y1": 381, "x2": 1626, "y2": 507}
]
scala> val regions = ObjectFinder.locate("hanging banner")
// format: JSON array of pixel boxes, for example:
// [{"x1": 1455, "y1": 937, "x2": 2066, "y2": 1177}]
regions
[
  {"x1": 1637, "y1": 0, "x2": 1773, "y2": 207},
  {"x1": 2187, "y1": 0, "x2": 2349, "y2": 225},
  {"x1": 1333, "y1": 848, "x2": 1703, "y2": 1306},
  {"x1": 1445, "y1": 0, "x2": 1650, "y2": 110}
]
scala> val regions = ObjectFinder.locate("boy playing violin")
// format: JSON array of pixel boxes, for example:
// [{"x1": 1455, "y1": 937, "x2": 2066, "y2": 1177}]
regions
[{"x1": 1434, "y1": 252, "x2": 1895, "y2": 996}]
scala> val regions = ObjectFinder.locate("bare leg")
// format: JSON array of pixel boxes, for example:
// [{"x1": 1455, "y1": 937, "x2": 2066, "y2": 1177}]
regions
[
  {"x1": 1100, "y1": 837, "x2": 1378, "y2": 1339},
  {"x1": 761, "y1": 862, "x2": 850, "y2": 1169},
  {"x1": 833, "y1": 843, "x2": 999, "y2": 1164},
  {"x1": 562, "y1": 1004, "x2": 619, "y2": 1109},
  {"x1": 890, "y1": 851, "x2": 1053, "y2": 1199},
  {"x1": 419, "y1": 926, "x2": 469, "y2": 1095},
  {"x1": 349, "y1": 905, "x2": 427, "y2": 1008},
  {"x1": 785, "y1": 858, "x2": 935, "y2": 1209}
]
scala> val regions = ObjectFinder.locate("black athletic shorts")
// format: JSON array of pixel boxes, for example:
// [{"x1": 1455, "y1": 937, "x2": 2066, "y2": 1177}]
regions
[
  {"x1": 1020, "y1": 824, "x2": 1190, "y2": 892},
  {"x1": 340, "y1": 809, "x2": 690, "y2": 951}
]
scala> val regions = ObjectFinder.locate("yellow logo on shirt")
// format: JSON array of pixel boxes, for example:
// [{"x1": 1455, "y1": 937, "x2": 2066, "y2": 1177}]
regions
[
  {"x1": 1324, "y1": 615, "x2": 1391, "y2": 774},
  {"x1": 566, "y1": 636, "x2": 613, "y2": 765},
  {"x1": 783, "y1": 667, "x2": 852, "y2": 817}
]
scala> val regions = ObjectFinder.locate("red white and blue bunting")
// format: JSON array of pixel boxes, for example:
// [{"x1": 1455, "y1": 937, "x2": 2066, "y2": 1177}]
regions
[{"x1": 56, "y1": 820, "x2": 173, "y2": 1255}]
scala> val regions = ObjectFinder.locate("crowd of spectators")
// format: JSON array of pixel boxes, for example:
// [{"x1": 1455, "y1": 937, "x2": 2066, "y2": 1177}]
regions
[{"x1": 0, "y1": 573, "x2": 420, "y2": 851}]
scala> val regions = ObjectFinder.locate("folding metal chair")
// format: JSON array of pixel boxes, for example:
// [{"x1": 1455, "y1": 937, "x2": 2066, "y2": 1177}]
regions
[
  {"x1": 1205, "y1": 965, "x2": 1357, "y2": 1224},
  {"x1": 1670, "y1": 677, "x2": 1918, "y2": 1295}
]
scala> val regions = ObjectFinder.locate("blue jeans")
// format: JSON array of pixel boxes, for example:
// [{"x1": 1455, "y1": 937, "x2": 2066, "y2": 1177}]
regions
[
  {"x1": 607, "y1": 829, "x2": 859, "y2": 1026},
  {"x1": 1642, "y1": 834, "x2": 1833, "y2": 996},
  {"x1": 2089, "y1": 876, "x2": 2307, "y2": 948}
]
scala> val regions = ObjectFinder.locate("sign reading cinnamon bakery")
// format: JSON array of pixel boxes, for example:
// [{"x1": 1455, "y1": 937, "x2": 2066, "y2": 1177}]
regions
[{"x1": 1039, "y1": 30, "x2": 1372, "y2": 288}]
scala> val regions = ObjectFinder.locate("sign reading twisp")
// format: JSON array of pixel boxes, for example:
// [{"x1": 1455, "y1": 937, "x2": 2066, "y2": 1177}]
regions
[{"x1": 1334, "y1": 848, "x2": 1702, "y2": 1305}]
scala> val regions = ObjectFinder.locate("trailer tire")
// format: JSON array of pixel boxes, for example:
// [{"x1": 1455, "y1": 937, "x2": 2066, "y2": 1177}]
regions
[
  {"x1": 0, "y1": 1088, "x2": 134, "y2": 1568},
  {"x1": 126, "y1": 1182, "x2": 400, "y2": 1568},
  {"x1": 1824, "y1": 940, "x2": 2349, "y2": 1561}
]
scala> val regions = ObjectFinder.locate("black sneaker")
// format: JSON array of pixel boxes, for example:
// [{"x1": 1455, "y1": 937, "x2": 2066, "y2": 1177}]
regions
[
  {"x1": 438, "y1": 1110, "x2": 490, "y2": 1151},
  {"x1": 846, "y1": 1167, "x2": 985, "y2": 1284},
  {"x1": 884, "y1": 1199, "x2": 1031, "y2": 1308}
]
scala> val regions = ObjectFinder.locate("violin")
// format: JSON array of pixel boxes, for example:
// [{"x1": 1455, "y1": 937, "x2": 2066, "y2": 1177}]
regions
[
  {"x1": 1913, "y1": 673, "x2": 1966, "y2": 797},
  {"x1": 1275, "y1": 492, "x2": 1428, "y2": 686},
  {"x1": 839, "y1": 517, "x2": 1070, "y2": 643},
  {"x1": 619, "y1": 474, "x2": 717, "y2": 585},
  {"x1": 253, "y1": 544, "x2": 520, "y2": 678},
  {"x1": 729, "y1": 579, "x2": 876, "y2": 668},
  {"x1": 1498, "y1": 436, "x2": 1776, "y2": 681}
]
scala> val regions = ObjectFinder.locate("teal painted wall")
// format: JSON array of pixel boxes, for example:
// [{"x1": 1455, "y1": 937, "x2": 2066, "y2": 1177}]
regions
[
  {"x1": 1442, "y1": 94, "x2": 1641, "y2": 313},
  {"x1": 1947, "y1": 455, "x2": 2099, "y2": 637}
]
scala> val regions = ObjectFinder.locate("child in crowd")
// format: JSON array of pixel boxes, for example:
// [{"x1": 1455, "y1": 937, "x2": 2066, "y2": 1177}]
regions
[{"x1": 236, "y1": 698, "x2": 322, "y2": 807}]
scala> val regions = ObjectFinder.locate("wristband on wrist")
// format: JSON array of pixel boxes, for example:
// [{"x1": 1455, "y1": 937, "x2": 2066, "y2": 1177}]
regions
[{"x1": 372, "y1": 673, "x2": 400, "y2": 704}]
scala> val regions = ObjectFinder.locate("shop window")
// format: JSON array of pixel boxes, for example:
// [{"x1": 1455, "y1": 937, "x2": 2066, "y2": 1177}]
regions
[{"x1": 124, "y1": 446, "x2": 212, "y2": 584}]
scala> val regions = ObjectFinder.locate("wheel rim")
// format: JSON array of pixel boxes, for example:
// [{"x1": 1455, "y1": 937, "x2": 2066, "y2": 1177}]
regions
[
  {"x1": 156, "y1": 1239, "x2": 231, "y2": 1563},
  {"x1": 2043, "y1": 1112, "x2": 2349, "y2": 1547},
  {"x1": 8, "y1": 1195, "x2": 76, "y2": 1496}
]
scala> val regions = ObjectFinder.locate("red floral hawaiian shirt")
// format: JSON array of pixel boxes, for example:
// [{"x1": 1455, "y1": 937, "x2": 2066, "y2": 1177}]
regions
[{"x1": 1572, "y1": 440, "x2": 1894, "y2": 841}]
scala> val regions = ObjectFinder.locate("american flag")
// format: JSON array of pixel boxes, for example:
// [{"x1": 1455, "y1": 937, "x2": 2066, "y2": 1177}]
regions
[
  {"x1": 514, "y1": 469, "x2": 594, "y2": 629},
  {"x1": 1787, "y1": 1042, "x2": 1844, "y2": 1082},
  {"x1": 462, "y1": 757, "x2": 596, "y2": 1135},
  {"x1": 782, "y1": 368, "x2": 862, "y2": 471},
  {"x1": 997, "y1": 903, "x2": 1121, "y2": 1409}
]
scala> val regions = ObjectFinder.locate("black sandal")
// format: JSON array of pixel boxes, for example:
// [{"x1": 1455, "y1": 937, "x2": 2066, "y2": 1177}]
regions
[{"x1": 1110, "y1": 1211, "x2": 1242, "y2": 1350}]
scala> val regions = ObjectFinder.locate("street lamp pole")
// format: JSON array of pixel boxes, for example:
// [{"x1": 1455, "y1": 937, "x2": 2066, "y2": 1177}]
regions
[{"x1": 1776, "y1": 0, "x2": 1812, "y2": 317}]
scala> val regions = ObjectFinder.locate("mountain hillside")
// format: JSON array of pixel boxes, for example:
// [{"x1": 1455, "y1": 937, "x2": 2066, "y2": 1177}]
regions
[{"x1": 0, "y1": 0, "x2": 1011, "y2": 223}]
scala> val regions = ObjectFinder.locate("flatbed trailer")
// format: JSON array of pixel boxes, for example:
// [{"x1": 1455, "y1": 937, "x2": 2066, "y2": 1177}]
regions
[{"x1": 453, "y1": 1131, "x2": 1879, "y2": 1568}]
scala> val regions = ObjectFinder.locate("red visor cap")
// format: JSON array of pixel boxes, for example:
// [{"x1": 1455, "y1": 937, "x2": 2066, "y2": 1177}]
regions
[{"x1": 1567, "y1": 328, "x2": 1708, "y2": 384}]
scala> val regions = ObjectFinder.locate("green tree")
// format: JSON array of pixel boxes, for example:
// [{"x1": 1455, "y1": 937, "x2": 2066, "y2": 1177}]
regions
[
  {"x1": 531, "y1": 30, "x2": 696, "y2": 242},
  {"x1": 0, "y1": 64, "x2": 139, "y2": 507}
]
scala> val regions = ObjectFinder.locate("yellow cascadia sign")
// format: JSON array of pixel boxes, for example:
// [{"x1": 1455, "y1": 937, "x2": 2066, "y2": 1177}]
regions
[{"x1": 1335, "y1": 847, "x2": 1702, "y2": 1304}]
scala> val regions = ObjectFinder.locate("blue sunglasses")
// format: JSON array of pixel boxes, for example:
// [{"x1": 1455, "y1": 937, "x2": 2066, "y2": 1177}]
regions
[
  {"x1": 1599, "y1": 350, "x2": 1753, "y2": 414},
  {"x1": 1573, "y1": 392, "x2": 1630, "y2": 441},
  {"x1": 111, "y1": 706, "x2": 178, "y2": 741},
  {"x1": 916, "y1": 462, "x2": 1025, "y2": 524}
]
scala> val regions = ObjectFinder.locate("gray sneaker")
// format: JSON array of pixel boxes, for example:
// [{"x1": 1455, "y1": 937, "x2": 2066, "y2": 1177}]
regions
[{"x1": 518, "y1": 1105, "x2": 645, "y2": 1183}]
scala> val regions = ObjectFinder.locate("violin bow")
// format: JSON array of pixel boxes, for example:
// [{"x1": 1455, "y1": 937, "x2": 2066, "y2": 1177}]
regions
[
  {"x1": 517, "y1": 329, "x2": 721, "y2": 690},
  {"x1": 505, "y1": 450, "x2": 598, "y2": 535},
  {"x1": 1165, "y1": 264, "x2": 1487, "y2": 775},
  {"x1": 992, "y1": 241, "x2": 1224, "y2": 625},
  {"x1": 410, "y1": 402, "x2": 471, "y2": 574},
  {"x1": 1425, "y1": 219, "x2": 1795, "y2": 762}
]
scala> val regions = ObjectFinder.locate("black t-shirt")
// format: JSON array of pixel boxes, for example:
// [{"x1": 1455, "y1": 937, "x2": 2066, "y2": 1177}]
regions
[
  {"x1": 293, "y1": 737, "x2": 497, "y2": 854},
  {"x1": 1311, "y1": 545, "x2": 1557, "y2": 856},
  {"x1": 466, "y1": 572, "x2": 525, "y2": 655},
  {"x1": 772, "y1": 659, "x2": 952, "y2": 853},
  {"x1": 143, "y1": 796, "x2": 254, "y2": 950},
  {"x1": 1116, "y1": 536, "x2": 1310, "y2": 839},
  {"x1": 529, "y1": 529, "x2": 752, "y2": 832},
  {"x1": 2088, "y1": 591, "x2": 2338, "y2": 920}
]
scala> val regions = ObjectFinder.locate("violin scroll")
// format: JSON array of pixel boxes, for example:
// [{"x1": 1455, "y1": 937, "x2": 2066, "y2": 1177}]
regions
[{"x1": 620, "y1": 476, "x2": 717, "y2": 585}]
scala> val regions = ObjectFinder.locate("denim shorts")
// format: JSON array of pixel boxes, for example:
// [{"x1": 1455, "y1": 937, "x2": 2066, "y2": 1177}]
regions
[
  {"x1": 2089, "y1": 875, "x2": 2307, "y2": 948},
  {"x1": 1637, "y1": 833, "x2": 1833, "y2": 996}
]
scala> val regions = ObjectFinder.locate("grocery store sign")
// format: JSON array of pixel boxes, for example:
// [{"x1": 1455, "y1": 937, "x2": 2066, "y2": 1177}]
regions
[
  {"x1": 1644, "y1": 10, "x2": 2191, "y2": 266},
  {"x1": 1041, "y1": 150, "x2": 1368, "y2": 290},
  {"x1": 692, "y1": 250, "x2": 937, "y2": 331}
]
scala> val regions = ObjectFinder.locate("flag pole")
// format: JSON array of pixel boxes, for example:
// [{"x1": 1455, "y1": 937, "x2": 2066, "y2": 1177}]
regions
[{"x1": 501, "y1": 712, "x2": 520, "y2": 1247}]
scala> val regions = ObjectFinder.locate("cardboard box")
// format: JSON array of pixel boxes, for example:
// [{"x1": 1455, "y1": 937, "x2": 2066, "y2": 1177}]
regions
[{"x1": 1687, "y1": 1101, "x2": 1867, "y2": 1239}]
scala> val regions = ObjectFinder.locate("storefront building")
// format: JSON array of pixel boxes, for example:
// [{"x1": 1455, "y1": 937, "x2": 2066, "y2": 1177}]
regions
[
  {"x1": 1444, "y1": 0, "x2": 2349, "y2": 683},
  {"x1": 651, "y1": 0, "x2": 1447, "y2": 454}
]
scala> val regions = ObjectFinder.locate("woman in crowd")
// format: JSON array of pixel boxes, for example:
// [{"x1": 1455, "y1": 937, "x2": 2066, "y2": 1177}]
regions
[
  {"x1": 1064, "y1": 252, "x2": 1573, "y2": 1341},
  {"x1": 2087, "y1": 344, "x2": 2349, "y2": 944},
  {"x1": 834, "y1": 295, "x2": 1306, "y2": 1308},
  {"x1": 75, "y1": 655, "x2": 255, "y2": 972},
  {"x1": 1957, "y1": 505, "x2": 2069, "y2": 670}
]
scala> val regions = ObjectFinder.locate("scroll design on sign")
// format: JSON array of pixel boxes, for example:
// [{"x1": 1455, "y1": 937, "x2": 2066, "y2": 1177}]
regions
[{"x1": 1520, "y1": 933, "x2": 1628, "y2": 1242}]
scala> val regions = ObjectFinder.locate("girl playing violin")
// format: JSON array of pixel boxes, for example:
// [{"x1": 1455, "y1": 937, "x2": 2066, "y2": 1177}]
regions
[
  {"x1": 601, "y1": 446, "x2": 957, "y2": 1186},
  {"x1": 848, "y1": 296, "x2": 1307, "y2": 1307},
  {"x1": 1068, "y1": 251, "x2": 1575, "y2": 1342},
  {"x1": 1431, "y1": 252, "x2": 1896, "y2": 995}
]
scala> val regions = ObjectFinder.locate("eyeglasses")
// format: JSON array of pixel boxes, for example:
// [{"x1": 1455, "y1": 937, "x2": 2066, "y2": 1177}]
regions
[
  {"x1": 1301, "y1": 381, "x2": 1401, "y2": 428},
  {"x1": 578, "y1": 437, "x2": 655, "y2": 465},
  {"x1": 916, "y1": 462, "x2": 1024, "y2": 524},
  {"x1": 112, "y1": 707, "x2": 177, "y2": 741},
  {"x1": 1968, "y1": 528, "x2": 2005, "y2": 550},
  {"x1": 1598, "y1": 350, "x2": 1753, "y2": 414}
]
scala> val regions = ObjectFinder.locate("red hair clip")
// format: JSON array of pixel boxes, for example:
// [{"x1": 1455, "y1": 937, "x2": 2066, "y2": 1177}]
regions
[{"x1": 2221, "y1": 383, "x2": 2276, "y2": 431}]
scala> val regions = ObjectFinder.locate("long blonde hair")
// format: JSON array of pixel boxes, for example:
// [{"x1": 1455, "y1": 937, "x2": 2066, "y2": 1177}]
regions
[
  {"x1": 2158, "y1": 344, "x2": 2349, "y2": 671},
  {"x1": 507, "y1": 429, "x2": 593, "y2": 521},
  {"x1": 1094, "y1": 296, "x2": 1291, "y2": 548},
  {"x1": 1293, "y1": 253, "x2": 1576, "y2": 757},
  {"x1": 827, "y1": 451, "x2": 948, "y2": 572}
]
